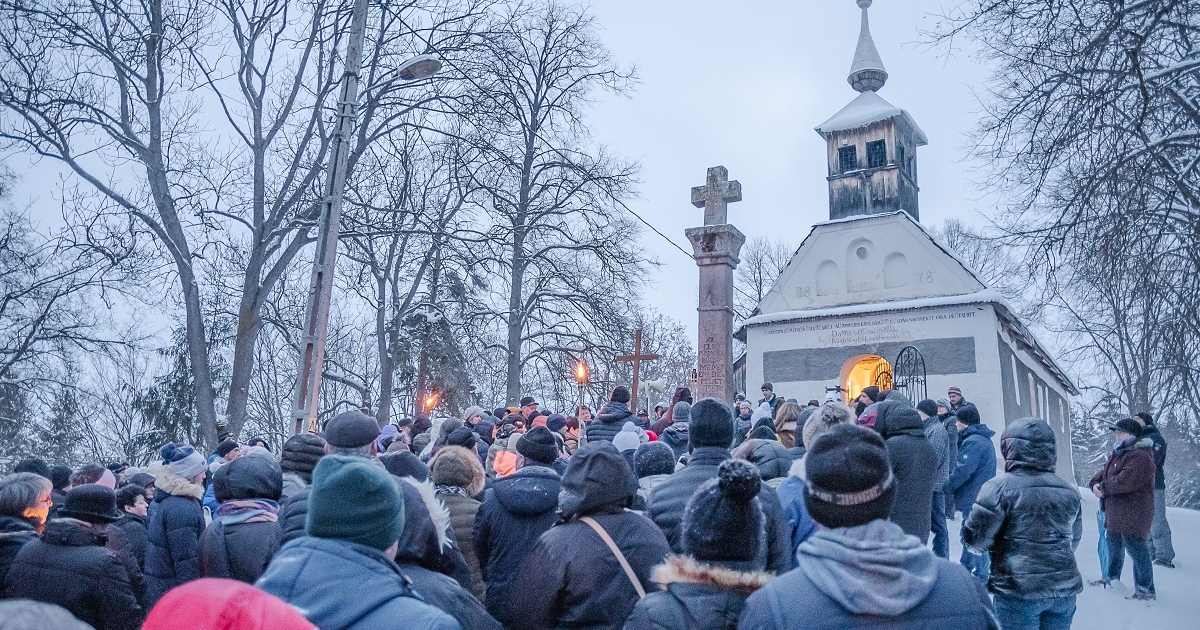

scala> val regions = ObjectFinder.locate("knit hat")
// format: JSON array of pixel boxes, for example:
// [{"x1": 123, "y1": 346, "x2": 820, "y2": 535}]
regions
[
  {"x1": 558, "y1": 442, "x2": 638, "y2": 518},
  {"x1": 935, "y1": 398, "x2": 950, "y2": 410},
  {"x1": 760, "y1": 382, "x2": 773, "y2": 392},
  {"x1": 280, "y1": 433, "x2": 327, "y2": 483},
  {"x1": 610, "y1": 386, "x2": 631, "y2": 404},
  {"x1": 1109, "y1": 417, "x2": 1143, "y2": 438},
  {"x1": 633, "y1": 441, "x2": 676, "y2": 477},
  {"x1": 378, "y1": 451, "x2": 430, "y2": 482},
  {"x1": 59, "y1": 484, "x2": 122, "y2": 523},
  {"x1": 612, "y1": 422, "x2": 642, "y2": 453},
  {"x1": 802, "y1": 402, "x2": 855, "y2": 452},
  {"x1": 747, "y1": 425, "x2": 777, "y2": 441},
  {"x1": 947, "y1": 386, "x2": 963, "y2": 397},
  {"x1": 430, "y1": 446, "x2": 486, "y2": 496},
  {"x1": 672, "y1": 401, "x2": 692, "y2": 422},
  {"x1": 804, "y1": 424, "x2": 895, "y2": 529},
  {"x1": 444, "y1": 426, "x2": 478, "y2": 451},
  {"x1": 916, "y1": 399, "x2": 939, "y2": 418},
  {"x1": 690, "y1": 398, "x2": 735, "y2": 448},
  {"x1": 461, "y1": 406, "x2": 486, "y2": 423},
  {"x1": 0, "y1": 600, "x2": 97, "y2": 630},
  {"x1": 97, "y1": 468, "x2": 117, "y2": 489},
  {"x1": 546, "y1": 413, "x2": 567, "y2": 432},
  {"x1": 955, "y1": 406, "x2": 981, "y2": 426},
  {"x1": 127, "y1": 472, "x2": 156, "y2": 490},
  {"x1": 216, "y1": 440, "x2": 240, "y2": 458},
  {"x1": 681, "y1": 459, "x2": 766, "y2": 569},
  {"x1": 306, "y1": 455, "x2": 405, "y2": 551},
  {"x1": 517, "y1": 426, "x2": 559, "y2": 464},
  {"x1": 324, "y1": 410, "x2": 380, "y2": 448},
  {"x1": 142, "y1": 578, "x2": 317, "y2": 630},
  {"x1": 161, "y1": 442, "x2": 207, "y2": 480},
  {"x1": 1134, "y1": 412, "x2": 1155, "y2": 427}
]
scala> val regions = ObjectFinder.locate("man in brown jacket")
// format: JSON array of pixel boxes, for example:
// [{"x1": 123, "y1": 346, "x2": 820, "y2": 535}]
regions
[{"x1": 1089, "y1": 417, "x2": 1156, "y2": 600}]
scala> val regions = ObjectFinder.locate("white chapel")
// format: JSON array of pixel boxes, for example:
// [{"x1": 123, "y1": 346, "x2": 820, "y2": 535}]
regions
[{"x1": 736, "y1": 0, "x2": 1077, "y2": 477}]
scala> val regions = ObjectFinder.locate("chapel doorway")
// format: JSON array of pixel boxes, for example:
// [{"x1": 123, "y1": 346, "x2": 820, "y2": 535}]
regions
[{"x1": 844, "y1": 355, "x2": 892, "y2": 401}]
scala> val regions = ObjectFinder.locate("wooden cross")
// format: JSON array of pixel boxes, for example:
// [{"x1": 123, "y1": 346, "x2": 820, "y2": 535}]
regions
[
  {"x1": 615, "y1": 329, "x2": 659, "y2": 415},
  {"x1": 690, "y1": 165, "x2": 742, "y2": 226}
]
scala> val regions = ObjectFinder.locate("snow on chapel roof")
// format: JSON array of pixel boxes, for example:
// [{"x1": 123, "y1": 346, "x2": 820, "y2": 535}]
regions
[{"x1": 816, "y1": 90, "x2": 929, "y2": 144}]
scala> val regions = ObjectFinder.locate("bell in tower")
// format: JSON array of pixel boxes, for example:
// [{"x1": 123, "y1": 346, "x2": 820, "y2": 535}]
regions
[{"x1": 816, "y1": 0, "x2": 927, "y2": 221}]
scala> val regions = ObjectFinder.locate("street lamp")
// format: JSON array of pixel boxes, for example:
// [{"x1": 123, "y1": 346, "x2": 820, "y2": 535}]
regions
[{"x1": 291, "y1": 0, "x2": 442, "y2": 435}]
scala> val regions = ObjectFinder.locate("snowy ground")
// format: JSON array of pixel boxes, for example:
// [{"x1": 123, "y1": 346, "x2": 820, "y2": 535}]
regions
[{"x1": 948, "y1": 489, "x2": 1197, "y2": 629}]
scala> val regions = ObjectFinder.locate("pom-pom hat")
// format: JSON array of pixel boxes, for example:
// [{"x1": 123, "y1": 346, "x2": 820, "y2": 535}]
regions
[{"x1": 680, "y1": 459, "x2": 766, "y2": 570}]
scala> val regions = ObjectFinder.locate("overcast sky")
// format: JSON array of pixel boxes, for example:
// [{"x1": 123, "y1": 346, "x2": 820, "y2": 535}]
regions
[{"x1": 585, "y1": 0, "x2": 991, "y2": 340}]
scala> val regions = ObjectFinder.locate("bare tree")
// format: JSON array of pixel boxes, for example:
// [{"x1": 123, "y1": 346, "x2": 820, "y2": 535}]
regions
[
  {"x1": 461, "y1": 1, "x2": 648, "y2": 404},
  {"x1": 733, "y1": 236, "x2": 795, "y2": 321}
]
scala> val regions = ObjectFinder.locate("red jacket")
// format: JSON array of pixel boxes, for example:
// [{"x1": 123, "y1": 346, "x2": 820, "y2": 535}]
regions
[
  {"x1": 1089, "y1": 438, "x2": 1156, "y2": 537},
  {"x1": 143, "y1": 578, "x2": 315, "y2": 630}
]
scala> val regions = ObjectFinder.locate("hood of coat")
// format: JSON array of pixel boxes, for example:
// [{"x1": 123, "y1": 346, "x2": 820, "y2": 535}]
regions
[
  {"x1": 42, "y1": 518, "x2": 106, "y2": 547},
  {"x1": 651, "y1": 555, "x2": 774, "y2": 595},
  {"x1": 873, "y1": 401, "x2": 925, "y2": 439},
  {"x1": 958, "y1": 423, "x2": 996, "y2": 441},
  {"x1": 732, "y1": 440, "x2": 792, "y2": 480},
  {"x1": 1115, "y1": 437, "x2": 1155, "y2": 454},
  {"x1": 395, "y1": 477, "x2": 452, "y2": 564},
  {"x1": 797, "y1": 519, "x2": 938, "y2": 616},
  {"x1": 213, "y1": 454, "x2": 283, "y2": 502},
  {"x1": 558, "y1": 442, "x2": 638, "y2": 519},
  {"x1": 1001, "y1": 418, "x2": 1058, "y2": 473},
  {"x1": 661, "y1": 421, "x2": 690, "y2": 447},
  {"x1": 429, "y1": 446, "x2": 486, "y2": 496},
  {"x1": 491, "y1": 465, "x2": 561, "y2": 516},
  {"x1": 148, "y1": 463, "x2": 205, "y2": 500},
  {"x1": 638, "y1": 474, "x2": 672, "y2": 495},
  {"x1": 597, "y1": 401, "x2": 635, "y2": 425}
]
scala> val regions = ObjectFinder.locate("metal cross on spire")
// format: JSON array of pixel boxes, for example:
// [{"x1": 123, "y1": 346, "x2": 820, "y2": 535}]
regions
[{"x1": 690, "y1": 166, "x2": 742, "y2": 226}]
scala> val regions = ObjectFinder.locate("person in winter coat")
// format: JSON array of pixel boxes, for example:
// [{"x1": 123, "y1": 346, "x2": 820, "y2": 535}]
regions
[
  {"x1": 646, "y1": 398, "x2": 794, "y2": 575},
  {"x1": 1134, "y1": 412, "x2": 1175, "y2": 568},
  {"x1": 486, "y1": 415, "x2": 526, "y2": 478},
  {"x1": 0, "y1": 473, "x2": 52, "y2": 584},
  {"x1": 0, "y1": 599, "x2": 96, "y2": 630},
  {"x1": 624, "y1": 460, "x2": 774, "y2": 630},
  {"x1": 255, "y1": 456, "x2": 459, "y2": 630},
  {"x1": 143, "y1": 578, "x2": 316, "y2": 630},
  {"x1": 584, "y1": 386, "x2": 638, "y2": 445},
  {"x1": 279, "y1": 433, "x2": 327, "y2": 502},
  {"x1": 776, "y1": 402, "x2": 857, "y2": 551},
  {"x1": 1088, "y1": 417, "x2": 1156, "y2": 600},
  {"x1": 112, "y1": 484, "x2": 150, "y2": 571},
  {"x1": 473, "y1": 429, "x2": 562, "y2": 627},
  {"x1": 963, "y1": 418, "x2": 1083, "y2": 630},
  {"x1": 738, "y1": 424, "x2": 997, "y2": 630},
  {"x1": 198, "y1": 454, "x2": 283, "y2": 584},
  {"x1": 430, "y1": 446, "x2": 487, "y2": 601},
  {"x1": 916, "y1": 399, "x2": 952, "y2": 558},
  {"x1": 936, "y1": 399, "x2": 958, "y2": 517},
  {"x1": 773, "y1": 402, "x2": 803, "y2": 449},
  {"x1": 614, "y1": 421, "x2": 647, "y2": 471},
  {"x1": 144, "y1": 442, "x2": 208, "y2": 606},
  {"x1": 947, "y1": 386, "x2": 977, "y2": 415},
  {"x1": 651, "y1": 387, "x2": 694, "y2": 436},
  {"x1": 633, "y1": 442, "x2": 677, "y2": 510},
  {"x1": 660, "y1": 401, "x2": 692, "y2": 461},
  {"x1": 280, "y1": 411, "x2": 379, "y2": 543},
  {"x1": 944, "y1": 405, "x2": 996, "y2": 581},
  {"x1": 873, "y1": 401, "x2": 936, "y2": 542},
  {"x1": 733, "y1": 401, "x2": 754, "y2": 447},
  {"x1": 5, "y1": 485, "x2": 143, "y2": 630},
  {"x1": 512, "y1": 442, "x2": 670, "y2": 630},
  {"x1": 756, "y1": 383, "x2": 783, "y2": 421},
  {"x1": 731, "y1": 439, "x2": 792, "y2": 487}
]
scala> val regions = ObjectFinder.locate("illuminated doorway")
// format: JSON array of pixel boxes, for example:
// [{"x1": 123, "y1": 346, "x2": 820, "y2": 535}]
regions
[{"x1": 844, "y1": 355, "x2": 893, "y2": 401}]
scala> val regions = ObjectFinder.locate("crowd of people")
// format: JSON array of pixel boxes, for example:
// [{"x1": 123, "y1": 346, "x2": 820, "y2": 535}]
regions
[{"x1": 0, "y1": 381, "x2": 1177, "y2": 629}]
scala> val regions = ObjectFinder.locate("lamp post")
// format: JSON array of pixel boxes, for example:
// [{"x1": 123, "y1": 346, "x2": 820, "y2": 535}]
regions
[
  {"x1": 574, "y1": 360, "x2": 589, "y2": 416},
  {"x1": 291, "y1": 0, "x2": 442, "y2": 435}
]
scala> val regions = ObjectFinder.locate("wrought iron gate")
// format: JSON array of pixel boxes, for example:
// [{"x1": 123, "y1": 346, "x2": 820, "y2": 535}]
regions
[{"x1": 891, "y1": 345, "x2": 927, "y2": 403}]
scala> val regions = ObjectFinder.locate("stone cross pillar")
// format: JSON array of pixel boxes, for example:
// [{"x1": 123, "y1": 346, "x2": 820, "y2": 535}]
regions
[{"x1": 686, "y1": 166, "x2": 745, "y2": 403}]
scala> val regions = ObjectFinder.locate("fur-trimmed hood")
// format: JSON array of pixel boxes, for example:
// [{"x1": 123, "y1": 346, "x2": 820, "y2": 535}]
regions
[
  {"x1": 396, "y1": 476, "x2": 452, "y2": 560},
  {"x1": 147, "y1": 463, "x2": 204, "y2": 500},
  {"x1": 651, "y1": 555, "x2": 774, "y2": 595}
]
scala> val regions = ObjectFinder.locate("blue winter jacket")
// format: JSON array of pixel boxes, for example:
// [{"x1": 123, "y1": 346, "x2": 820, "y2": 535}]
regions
[
  {"x1": 775, "y1": 457, "x2": 819, "y2": 552},
  {"x1": 944, "y1": 423, "x2": 997, "y2": 515},
  {"x1": 143, "y1": 467, "x2": 206, "y2": 606},
  {"x1": 256, "y1": 536, "x2": 459, "y2": 630}
]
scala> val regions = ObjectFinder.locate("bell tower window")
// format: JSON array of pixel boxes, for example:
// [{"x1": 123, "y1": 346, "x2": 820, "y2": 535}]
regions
[
  {"x1": 867, "y1": 140, "x2": 887, "y2": 168},
  {"x1": 838, "y1": 146, "x2": 858, "y2": 173}
]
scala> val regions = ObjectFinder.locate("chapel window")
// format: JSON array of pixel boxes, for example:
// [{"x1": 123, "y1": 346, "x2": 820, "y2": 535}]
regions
[
  {"x1": 867, "y1": 140, "x2": 887, "y2": 168},
  {"x1": 838, "y1": 146, "x2": 858, "y2": 172}
]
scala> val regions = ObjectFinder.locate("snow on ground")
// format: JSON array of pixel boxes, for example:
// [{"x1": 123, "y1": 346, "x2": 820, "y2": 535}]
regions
[{"x1": 948, "y1": 489, "x2": 1198, "y2": 629}]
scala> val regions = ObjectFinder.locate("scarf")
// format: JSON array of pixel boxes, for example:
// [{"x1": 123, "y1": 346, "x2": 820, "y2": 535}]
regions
[
  {"x1": 214, "y1": 499, "x2": 279, "y2": 525},
  {"x1": 435, "y1": 485, "x2": 469, "y2": 498}
]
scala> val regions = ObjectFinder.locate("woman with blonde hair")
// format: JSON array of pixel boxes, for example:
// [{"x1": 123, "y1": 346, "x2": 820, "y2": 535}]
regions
[{"x1": 773, "y1": 402, "x2": 803, "y2": 449}]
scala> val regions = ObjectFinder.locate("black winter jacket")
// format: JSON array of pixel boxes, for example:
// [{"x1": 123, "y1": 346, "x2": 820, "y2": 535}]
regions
[
  {"x1": 199, "y1": 455, "x2": 284, "y2": 584},
  {"x1": 645, "y1": 448, "x2": 794, "y2": 574},
  {"x1": 623, "y1": 555, "x2": 772, "y2": 630},
  {"x1": 513, "y1": 445, "x2": 670, "y2": 630},
  {"x1": 4, "y1": 518, "x2": 142, "y2": 630},
  {"x1": 144, "y1": 466, "x2": 206, "y2": 606},
  {"x1": 963, "y1": 418, "x2": 1083, "y2": 599},
  {"x1": 1140, "y1": 425, "x2": 1168, "y2": 490},
  {"x1": 584, "y1": 401, "x2": 636, "y2": 445},
  {"x1": 733, "y1": 440, "x2": 793, "y2": 482},
  {"x1": 0, "y1": 515, "x2": 38, "y2": 585},
  {"x1": 110, "y1": 514, "x2": 148, "y2": 571},
  {"x1": 473, "y1": 464, "x2": 561, "y2": 625},
  {"x1": 279, "y1": 486, "x2": 311, "y2": 544},
  {"x1": 875, "y1": 402, "x2": 937, "y2": 541}
]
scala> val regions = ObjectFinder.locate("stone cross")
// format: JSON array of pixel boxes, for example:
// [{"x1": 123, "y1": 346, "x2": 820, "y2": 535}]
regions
[
  {"x1": 691, "y1": 166, "x2": 742, "y2": 226},
  {"x1": 615, "y1": 328, "x2": 659, "y2": 414}
]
